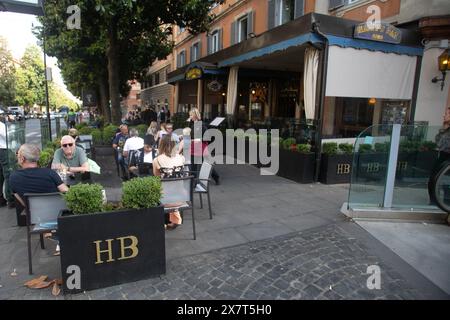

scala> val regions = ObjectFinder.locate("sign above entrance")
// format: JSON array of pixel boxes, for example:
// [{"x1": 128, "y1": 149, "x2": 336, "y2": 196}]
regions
[
  {"x1": 186, "y1": 67, "x2": 203, "y2": 80},
  {"x1": 354, "y1": 22, "x2": 402, "y2": 45}
]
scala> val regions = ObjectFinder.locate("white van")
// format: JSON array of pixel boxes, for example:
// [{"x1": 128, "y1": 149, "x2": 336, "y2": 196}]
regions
[{"x1": 8, "y1": 106, "x2": 24, "y2": 116}]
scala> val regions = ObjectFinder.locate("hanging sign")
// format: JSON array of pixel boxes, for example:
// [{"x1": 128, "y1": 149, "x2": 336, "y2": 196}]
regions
[
  {"x1": 207, "y1": 80, "x2": 223, "y2": 92},
  {"x1": 354, "y1": 22, "x2": 402, "y2": 44},
  {"x1": 186, "y1": 67, "x2": 203, "y2": 80}
]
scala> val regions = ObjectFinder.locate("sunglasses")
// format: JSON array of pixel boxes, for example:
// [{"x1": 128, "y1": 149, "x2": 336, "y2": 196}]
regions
[{"x1": 62, "y1": 143, "x2": 74, "y2": 148}]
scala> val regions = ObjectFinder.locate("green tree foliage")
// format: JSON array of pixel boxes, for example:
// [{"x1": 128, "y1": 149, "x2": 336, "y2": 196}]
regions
[
  {"x1": 37, "y1": 0, "x2": 221, "y2": 124},
  {"x1": 0, "y1": 36, "x2": 16, "y2": 107},
  {"x1": 14, "y1": 45, "x2": 46, "y2": 107}
]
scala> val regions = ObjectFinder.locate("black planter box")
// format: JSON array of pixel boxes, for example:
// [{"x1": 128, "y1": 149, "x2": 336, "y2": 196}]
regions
[
  {"x1": 58, "y1": 206, "x2": 165, "y2": 294},
  {"x1": 277, "y1": 149, "x2": 315, "y2": 183},
  {"x1": 320, "y1": 154, "x2": 353, "y2": 185}
]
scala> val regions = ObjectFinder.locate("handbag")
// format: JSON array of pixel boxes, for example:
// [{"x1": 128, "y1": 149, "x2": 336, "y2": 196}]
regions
[{"x1": 190, "y1": 140, "x2": 208, "y2": 157}]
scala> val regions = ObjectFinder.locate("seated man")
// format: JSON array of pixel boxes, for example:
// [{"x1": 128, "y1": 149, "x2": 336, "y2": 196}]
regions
[
  {"x1": 52, "y1": 135, "x2": 90, "y2": 182},
  {"x1": 10, "y1": 144, "x2": 69, "y2": 204},
  {"x1": 10, "y1": 144, "x2": 69, "y2": 254},
  {"x1": 128, "y1": 135, "x2": 157, "y2": 178}
]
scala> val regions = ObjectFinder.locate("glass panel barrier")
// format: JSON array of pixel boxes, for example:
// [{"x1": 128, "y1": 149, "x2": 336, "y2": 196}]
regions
[
  {"x1": 392, "y1": 125, "x2": 440, "y2": 210},
  {"x1": 6, "y1": 121, "x2": 26, "y2": 171},
  {"x1": 348, "y1": 124, "x2": 443, "y2": 212},
  {"x1": 348, "y1": 125, "x2": 391, "y2": 209}
]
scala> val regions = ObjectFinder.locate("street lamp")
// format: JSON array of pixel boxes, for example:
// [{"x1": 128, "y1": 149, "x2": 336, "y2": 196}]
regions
[{"x1": 432, "y1": 49, "x2": 450, "y2": 91}]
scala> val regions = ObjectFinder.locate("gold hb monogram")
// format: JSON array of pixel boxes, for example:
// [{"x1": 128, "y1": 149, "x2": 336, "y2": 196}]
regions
[
  {"x1": 337, "y1": 164, "x2": 351, "y2": 175},
  {"x1": 94, "y1": 236, "x2": 139, "y2": 265},
  {"x1": 367, "y1": 163, "x2": 380, "y2": 173}
]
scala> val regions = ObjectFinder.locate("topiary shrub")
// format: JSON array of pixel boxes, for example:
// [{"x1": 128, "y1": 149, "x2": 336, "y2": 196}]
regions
[
  {"x1": 297, "y1": 144, "x2": 312, "y2": 154},
  {"x1": 374, "y1": 142, "x2": 390, "y2": 153},
  {"x1": 38, "y1": 151, "x2": 53, "y2": 168},
  {"x1": 63, "y1": 183, "x2": 104, "y2": 215},
  {"x1": 45, "y1": 141, "x2": 55, "y2": 150},
  {"x1": 282, "y1": 138, "x2": 297, "y2": 150},
  {"x1": 103, "y1": 124, "x2": 118, "y2": 145},
  {"x1": 358, "y1": 144, "x2": 373, "y2": 154},
  {"x1": 339, "y1": 143, "x2": 353, "y2": 155},
  {"x1": 122, "y1": 177, "x2": 162, "y2": 209},
  {"x1": 91, "y1": 128, "x2": 103, "y2": 145},
  {"x1": 322, "y1": 142, "x2": 338, "y2": 155}
]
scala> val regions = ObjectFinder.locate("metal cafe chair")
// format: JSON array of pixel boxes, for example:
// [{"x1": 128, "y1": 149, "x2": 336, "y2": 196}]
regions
[
  {"x1": 22, "y1": 193, "x2": 68, "y2": 274},
  {"x1": 160, "y1": 176, "x2": 196, "y2": 240},
  {"x1": 194, "y1": 161, "x2": 214, "y2": 220}
]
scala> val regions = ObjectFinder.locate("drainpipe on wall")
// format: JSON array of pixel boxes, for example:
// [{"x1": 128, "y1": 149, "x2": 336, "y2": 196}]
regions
[{"x1": 312, "y1": 19, "x2": 329, "y2": 183}]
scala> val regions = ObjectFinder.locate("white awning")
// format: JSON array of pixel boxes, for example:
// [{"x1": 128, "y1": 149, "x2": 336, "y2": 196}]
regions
[{"x1": 326, "y1": 46, "x2": 417, "y2": 99}]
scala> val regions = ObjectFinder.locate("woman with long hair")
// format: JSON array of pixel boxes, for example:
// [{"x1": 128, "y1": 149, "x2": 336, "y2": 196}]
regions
[
  {"x1": 153, "y1": 134, "x2": 186, "y2": 229},
  {"x1": 146, "y1": 121, "x2": 159, "y2": 147}
]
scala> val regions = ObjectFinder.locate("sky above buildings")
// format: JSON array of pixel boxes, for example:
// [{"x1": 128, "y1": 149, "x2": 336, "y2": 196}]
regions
[{"x1": 0, "y1": 11, "x2": 80, "y2": 103}]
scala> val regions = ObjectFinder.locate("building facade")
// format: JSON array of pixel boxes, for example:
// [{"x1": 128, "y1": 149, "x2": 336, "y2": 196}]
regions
[
  {"x1": 143, "y1": 0, "x2": 449, "y2": 142},
  {"x1": 121, "y1": 80, "x2": 142, "y2": 113}
]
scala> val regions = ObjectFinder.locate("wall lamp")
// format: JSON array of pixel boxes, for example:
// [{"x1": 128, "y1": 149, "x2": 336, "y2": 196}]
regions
[
  {"x1": 249, "y1": 32, "x2": 256, "y2": 38},
  {"x1": 432, "y1": 49, "x2": 449, "y2": 91}
]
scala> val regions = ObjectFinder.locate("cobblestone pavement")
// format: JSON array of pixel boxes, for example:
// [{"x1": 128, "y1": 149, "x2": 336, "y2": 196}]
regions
[{"x1": 54, "y1": 224, "x2": 430, "y2": 300}]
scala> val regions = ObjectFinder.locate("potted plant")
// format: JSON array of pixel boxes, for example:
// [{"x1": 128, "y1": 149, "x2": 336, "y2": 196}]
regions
[
  {"x1": 276, "y1": 138, "x2": 315, "y2": 184},
  {"x1": 57, "y1": 177, "x2": 165, "y2": 294},
  {"x1": 320, "y1": 142, "x2": 353, "y2": 184}
]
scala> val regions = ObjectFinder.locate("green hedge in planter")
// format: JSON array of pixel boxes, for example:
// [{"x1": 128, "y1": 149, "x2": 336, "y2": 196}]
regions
[
  {"x1": 102, "y1": 124, "x2": 118, "y2": 145},
  {"x1": 79, "y1": 126, "x2": 93, "y2": 135},
  {"x1": 122, "y1": 177, "x2": 162, "y2": 209},
  {"x1": 91, "y1": 128, "x2": 103, "y2": 145},
  {"x1": 374, "y1": 142, "x2": 390, "y2": 153},
  {"x1": 297, "y1": 144, "x2": 312, "y2": 154},
  {"x1": 338, "y1": 143, "x2": 353, "y2": 155},
  {"x1": 358, "y1": 144, "x2": 373, "y2": 154},
  {"x1": 38, "y1": 151, "x2": 52, "y2": 168},
  {"x1": 282, "y1": 138, "x2": 296, "y2": 150},
  {"x1": 63, "y1": 183, "x2": 104, "y2": 215},
  {"x1": 322, "y1": 142, "x2": 338, "y2": 155},
  {"x1": 419, "y1": 141, "x2": 437, "y2": 152}
]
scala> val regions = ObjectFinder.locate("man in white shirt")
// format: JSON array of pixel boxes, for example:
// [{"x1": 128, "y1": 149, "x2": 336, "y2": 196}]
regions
[
  {"x1": 0, "y1": 117, "x2": 13, "y2": 207},
  {"x1": 123, "y1": 128, "x2": 144, "y2": 160}
]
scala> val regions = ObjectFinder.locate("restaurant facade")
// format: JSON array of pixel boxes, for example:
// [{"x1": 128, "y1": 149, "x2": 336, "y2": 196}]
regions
[{"x1": 167, "y1": 11, "x2": 422, "y2": 145}]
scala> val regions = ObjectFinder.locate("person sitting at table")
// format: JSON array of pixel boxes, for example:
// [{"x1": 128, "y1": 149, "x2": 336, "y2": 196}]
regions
[
  {"x1": 10, "y1": 144, "x2": 69, "y2": 255},
  {"x1": 122, "y1": 128, "x2": 144, "y2": 161},
  {"x1": 153, "y1": 134, "x2": 186, "y2": 229},
  {"x1": 51, "y1": 135, "x2": 90, "y2": 181},
  {"x1": 128, "y1": 135, "x2": 157, "y2": 178}
]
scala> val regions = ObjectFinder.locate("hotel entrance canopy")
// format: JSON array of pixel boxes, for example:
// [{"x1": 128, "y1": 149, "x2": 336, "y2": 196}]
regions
[
  {"x1": 0, "y1": 0, "x2": 44, "y2": 16},
  {"x1": 168, "y1": 13, "x2": 423, "y2": 84}
]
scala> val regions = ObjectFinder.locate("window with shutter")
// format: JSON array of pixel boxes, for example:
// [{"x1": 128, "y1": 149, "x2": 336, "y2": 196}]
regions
[
  {"x1": 268, "y1": 0, "x2": 275, "y2": 30},
  {"x1": 230, "y1": 21, "x2": 237, "y2": 45},
  {"x1": 237, "y1": 15, "x2": 248, "y2": 43},
  {"x1": 329, "y1": 0, "x2": 345, "y2": 11},
  {"x1": 210, "y1": 30, "x2": 220, "y2": 54},
  {"x1": 274, "y1": 0, "x2": 295, "y2": 27},
  {"x1": 294, "y1": 0, "x2": 304, "y2": 19}
]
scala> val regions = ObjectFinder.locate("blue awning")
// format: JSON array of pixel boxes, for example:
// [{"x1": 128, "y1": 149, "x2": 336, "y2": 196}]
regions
[
  {"x1": 218, "y1": 33, "x2": 324, "y2": 68},
  {"x1": 326, "y1": 35, "x2": 423, "y2": 56}
]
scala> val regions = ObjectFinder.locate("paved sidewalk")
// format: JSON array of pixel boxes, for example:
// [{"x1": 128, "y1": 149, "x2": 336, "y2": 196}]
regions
[{"x1": 0, "y1": 157, "x2": 448, "y2": 300}]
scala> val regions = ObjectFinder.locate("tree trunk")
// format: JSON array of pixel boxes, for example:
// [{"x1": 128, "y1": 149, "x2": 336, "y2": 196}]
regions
[
  {"x1": 98, "y1": 74, "x2": 111, "y2": 123},
  {"x1": 107, "y1": 19, "x2": 122, "y2": 125}
]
